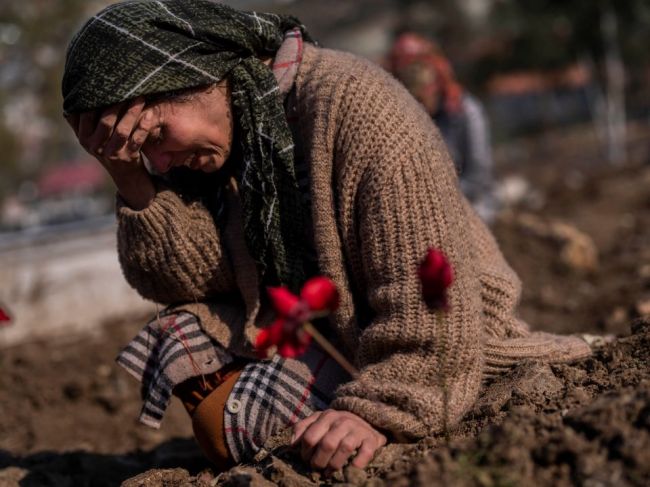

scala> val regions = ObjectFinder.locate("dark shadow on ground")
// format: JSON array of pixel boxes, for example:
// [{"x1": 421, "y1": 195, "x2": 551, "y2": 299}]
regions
[{"x1": 0, "y1": 438, "x2": 209, "y2": 487}]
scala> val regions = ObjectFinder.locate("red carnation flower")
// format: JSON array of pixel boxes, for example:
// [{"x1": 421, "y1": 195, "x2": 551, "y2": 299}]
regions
[
  {"x1": 255, "y1": 318, "x2": 313, "y2": 359},
  {"x1": 256, "y1": 276, "x2": 340, "y2": 359},
  {"x1": 418, "y1": 248, "x2": 454, "y2": 310},
  {"x1": 0, "y1": 306, "x2": 11, "y2": 325},
  {"x1": 300, "y1": 276, "x2": 339, "y2": 312}
]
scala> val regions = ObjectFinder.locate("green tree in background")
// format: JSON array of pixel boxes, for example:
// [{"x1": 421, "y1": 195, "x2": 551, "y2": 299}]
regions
[
  {"x1": 477, "y1": 0, "x2": 650, "y2": 163},
  {"x1": 478, "y1": 0, "x2": 650, "y2": 73}
]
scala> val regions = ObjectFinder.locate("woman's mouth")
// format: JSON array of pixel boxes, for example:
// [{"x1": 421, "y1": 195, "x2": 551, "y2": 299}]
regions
[{"x1": 148, "y1": 153, "x2": 173, "y2": 173}]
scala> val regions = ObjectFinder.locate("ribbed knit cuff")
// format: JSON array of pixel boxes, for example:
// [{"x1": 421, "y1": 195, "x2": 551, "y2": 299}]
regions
[
  {"x1": 115, "y1": 185, "x2": 235, "y2": 304},
  {"x1": 484, "y1": 332, "x2": 591, "y2": 379},
  {"x1": 115, "y1": 181, "x2": 181, "y2": 220}
]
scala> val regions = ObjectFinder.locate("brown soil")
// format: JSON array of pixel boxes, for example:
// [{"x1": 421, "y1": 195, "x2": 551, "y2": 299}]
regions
[{"x1": 1, "y1": 124, "x2": 650, "y2": 486}]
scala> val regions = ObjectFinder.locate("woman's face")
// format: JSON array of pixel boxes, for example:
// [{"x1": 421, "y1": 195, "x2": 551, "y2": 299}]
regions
[{"x1": 140, "y1": 83, "x2": 234, "y2": 174}]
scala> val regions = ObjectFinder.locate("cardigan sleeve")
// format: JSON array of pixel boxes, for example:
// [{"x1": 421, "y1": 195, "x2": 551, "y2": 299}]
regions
[
  {"x1": 329, "y1": 151, "x2": 484, "y2": 439},
  {"x1": 325, "y1": 69, "x2": 485, "y2": 437},
  {"x1": 115, "y1": 182, "x2": 236, "y2": 304}
]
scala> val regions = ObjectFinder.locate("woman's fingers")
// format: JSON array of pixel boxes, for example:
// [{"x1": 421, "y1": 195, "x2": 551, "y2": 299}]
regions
[
  {"x1": 299, "y1": 413, "x2": 333, "y2": 463},
  {"x1": 77, "y1": 111, "x2": 97, "y2": 147},
  {"x1": 71, "y1": 98, "x2": 149, "y2": 163},
  {"x1": 311, "y1": 424, "x2": 357, "y2": 470},
  {"x1": 87, "y1": 103, "x2": 122, "y2": 155},
  {"x1": 350, "y1": 433, "x2": 386, "y2": 469},
  {"x1": 291, "y1": 411, "x2": 322, "y2": 445},
  {"x1": 129, "y1": 108, "x2": 155, "y2": 153},
  {"x1": 65, "y1": 99, "x2": 156, "y2": 210},
  {"x1": 295, "y1": 410, "x2": 387, "y2": 471},
  {"x1": 104, "y1": 97, "x2": 145, "y2": 157}
]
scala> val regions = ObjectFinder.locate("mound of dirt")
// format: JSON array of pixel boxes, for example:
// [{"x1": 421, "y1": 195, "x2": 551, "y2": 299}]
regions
[
  {"x1": 117, "y1": 319, "x2": 650, "y2": 487},
  {"x1": 0, "y1": 318, "x2": 211, "y2": 486}
]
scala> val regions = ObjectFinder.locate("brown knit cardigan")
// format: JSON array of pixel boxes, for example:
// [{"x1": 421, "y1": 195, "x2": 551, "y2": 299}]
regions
[{"x1": 116, "y1": 44, "x2": 591, "y2": 439}]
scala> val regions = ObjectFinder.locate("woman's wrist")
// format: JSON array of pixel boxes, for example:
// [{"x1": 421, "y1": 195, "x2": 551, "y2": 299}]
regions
[{"x1": 113, "y1": 169, "x2": 156, "y2": 211}]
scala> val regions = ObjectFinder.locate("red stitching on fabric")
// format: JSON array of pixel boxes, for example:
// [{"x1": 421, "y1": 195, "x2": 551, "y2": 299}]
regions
[
  {"x1": 296, "y1": 33, "x2": 303, "y2": 63},
  {"x1": 273, "y1": 60, "x2": 299, "y2": 69},
  {"x1": 159, "y1": 315, "x2": 204, "y2": 382},
  {"x1": 287, "y1": 353, "x2": 329, "y2": 425}
]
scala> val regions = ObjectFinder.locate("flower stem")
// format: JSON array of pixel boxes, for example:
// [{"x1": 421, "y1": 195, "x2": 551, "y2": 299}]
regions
[
  {"x1": 303, "y1": 321, "x2": 359, "y2": 379},
  {"x1": 436, "y1": 312, "x2": 450, "y2": 446}
]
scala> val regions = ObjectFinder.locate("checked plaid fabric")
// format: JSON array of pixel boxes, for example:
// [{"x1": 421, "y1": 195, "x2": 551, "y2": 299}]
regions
[
  {"x1": 116, "y1": 311, "x2": 233, "y2": 428},
  {"x1": 116, "y1": 313, "x2": 349, "y2": 461},
  {"x1": 224, "y1": 344, "x2": 349, "y2": 463}
]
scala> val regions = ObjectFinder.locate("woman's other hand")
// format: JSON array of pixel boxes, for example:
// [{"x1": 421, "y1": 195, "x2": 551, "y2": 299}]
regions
[
  {"x1": 292, "y1": 409, "x2": 387, "y2": 471},
  {"x1": 65, "y1": 97, "x2": 156, "y2": 210}
]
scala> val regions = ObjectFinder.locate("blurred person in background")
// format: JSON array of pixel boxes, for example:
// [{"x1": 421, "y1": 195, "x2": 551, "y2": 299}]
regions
[
  {"x1": 62, "y1": 0, "x2": 590, "y2": 474},
  {"x1": 388, "y1": 32, "x2": 498, "y2": 223}
]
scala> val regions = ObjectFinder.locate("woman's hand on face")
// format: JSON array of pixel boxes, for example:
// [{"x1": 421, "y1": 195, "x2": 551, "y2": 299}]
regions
[
  {"x1": 65, "y1": 97, "x2": 156, "y2": 210},
  {"x1": 292, "y1": 409, "x2": 387, "y2": 471}
]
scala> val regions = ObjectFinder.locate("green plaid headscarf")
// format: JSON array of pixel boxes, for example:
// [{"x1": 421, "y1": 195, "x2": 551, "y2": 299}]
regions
[{"x1": 62, "y1": 0, "x2": 313, "y2": 291}]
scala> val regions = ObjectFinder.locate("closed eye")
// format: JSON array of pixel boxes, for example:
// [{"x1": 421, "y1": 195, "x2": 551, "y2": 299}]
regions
[{"x1": 150, "y1": 125, "x2": 165, "y2": 145}]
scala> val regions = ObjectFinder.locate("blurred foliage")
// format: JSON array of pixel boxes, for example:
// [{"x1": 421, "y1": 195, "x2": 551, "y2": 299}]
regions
[
  {"x1": 475, "y1": 0, "x2": 650, "y2": 76},
  {"x1": 0, "y1": 0, "x2": 111, "y2": 200}
]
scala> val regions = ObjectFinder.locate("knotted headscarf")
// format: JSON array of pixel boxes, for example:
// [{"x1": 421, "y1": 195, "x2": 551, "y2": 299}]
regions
[{"x1": 62, "y1": 0, "x2": 313, "y2": 291}]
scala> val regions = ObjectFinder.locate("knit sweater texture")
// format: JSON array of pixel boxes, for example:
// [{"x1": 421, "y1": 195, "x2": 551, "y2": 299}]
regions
[{"x1": 116, "y1": 44, "x2": 590, "y2": 439}]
